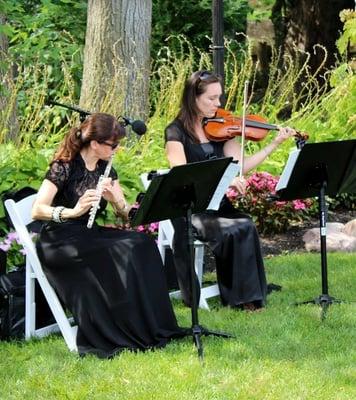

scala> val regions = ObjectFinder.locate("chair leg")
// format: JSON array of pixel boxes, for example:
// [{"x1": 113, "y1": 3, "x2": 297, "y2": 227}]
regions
[
  {"x1": 25, "y1": 261, "x2": 36, "y2": 338},
  {"x1": 194, "y1": 245, "x2": 204, "y2": 286}
]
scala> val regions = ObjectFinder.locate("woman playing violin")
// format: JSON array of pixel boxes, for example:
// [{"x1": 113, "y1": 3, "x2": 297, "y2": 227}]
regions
[{"x1": 164, "y1": 70, "x2": 297, "y2": 311}]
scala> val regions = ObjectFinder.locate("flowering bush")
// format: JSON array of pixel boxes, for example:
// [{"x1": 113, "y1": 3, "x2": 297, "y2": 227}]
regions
[
  {"x1": 134, "y1": 222, "x2": 159, "y2": 238},
  {"x1": 107, "y1": 202, "x2": 159, "y2": 240},
  {"x1": 111, "y1": 221, "x2": 159, "y2": 240},
  {"x1": 0, "y1": 230, "x2": 37, "y2": 271},
  {"x1": 226, "y1": 172, "x2": 313, "y2": 234}
]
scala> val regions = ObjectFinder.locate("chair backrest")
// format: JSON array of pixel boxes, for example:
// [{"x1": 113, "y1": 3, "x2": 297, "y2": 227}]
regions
[{"x1": 4, "y1": 194, "x2": 78, "y2": 352}]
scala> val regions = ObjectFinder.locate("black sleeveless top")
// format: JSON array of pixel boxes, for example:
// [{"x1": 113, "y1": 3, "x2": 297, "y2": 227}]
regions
[{"x1": 164, "y1": 119, "x2": 226, "y2": 162}]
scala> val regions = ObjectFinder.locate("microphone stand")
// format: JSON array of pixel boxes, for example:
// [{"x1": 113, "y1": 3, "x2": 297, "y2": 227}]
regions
[
  {"x1": 47, "y1": 100, "x2": 147, "y2": 135},
  {"x1": 47, "y1": 100, "x2": 91, "y2": 122}
]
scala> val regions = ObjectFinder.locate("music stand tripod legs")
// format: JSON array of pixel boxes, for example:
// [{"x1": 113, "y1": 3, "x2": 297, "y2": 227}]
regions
[
  {"x1": 296, "y1": 180, "x2": 342, "y2": 320},
  {"x1": 185, "y1": 206, "x2": 233, "y2": 362}
]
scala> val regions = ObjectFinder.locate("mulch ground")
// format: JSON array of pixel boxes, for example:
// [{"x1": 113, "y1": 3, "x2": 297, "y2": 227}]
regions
[{"x1": 260, "y1": 208, "x2": 355, "y2": 256}]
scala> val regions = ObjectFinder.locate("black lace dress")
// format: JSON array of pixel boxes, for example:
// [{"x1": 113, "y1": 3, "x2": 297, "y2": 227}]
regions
[
  {"x1": 165, "y1": 120, "x2": 267, "y2": 308},
  {"x1": 36, "y1": 154, "x2": 185, "y2": 358}
]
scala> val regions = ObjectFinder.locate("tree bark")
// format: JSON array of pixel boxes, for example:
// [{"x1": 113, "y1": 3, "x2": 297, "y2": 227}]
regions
[
  {"x1": 80, "y1": 0, "x2": 152, "y2": 126},
  {"x1": 272, "y1": 0, "x2": 354, "y2": 75}
]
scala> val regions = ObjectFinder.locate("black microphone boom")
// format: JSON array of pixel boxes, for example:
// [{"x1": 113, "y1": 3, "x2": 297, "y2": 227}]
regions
[
  {"x1": 47, "y1": 100, "x2": 91, "y2": 122},
  {"x1": 48, "y1": 100, "x2": 147, "y2": 135}
]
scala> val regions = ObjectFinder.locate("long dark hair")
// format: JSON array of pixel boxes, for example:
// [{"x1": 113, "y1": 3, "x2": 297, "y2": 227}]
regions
[
  {"x1": 177, "y1": 70, "x2": 222, "y2": 142},
  {"x1": 53, "y1": 113, "x2": 126, "y2": 162}
]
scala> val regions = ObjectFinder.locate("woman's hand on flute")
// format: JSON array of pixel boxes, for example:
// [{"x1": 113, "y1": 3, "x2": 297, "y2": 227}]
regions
[
  {"x1": 72, "y1": 189, "x2": 100, "y2": 218},
  {"x1": 101, "y1": 178, "x2": 118, "y2": 203}
]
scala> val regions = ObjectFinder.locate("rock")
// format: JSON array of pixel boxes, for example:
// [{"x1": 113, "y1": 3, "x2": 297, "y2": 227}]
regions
[
  {"x1": 302, "y1": 222, "x2": 344, "y2": 243},
  {"x1": 303, "y1": 224, "x2": 356, "y2": 252},
  {"x1": 344, "y1": 219, "x2": 356, "y2": 237},
  {"x1": 326, "y1": 222, "x2": 345, "y2": 233}
]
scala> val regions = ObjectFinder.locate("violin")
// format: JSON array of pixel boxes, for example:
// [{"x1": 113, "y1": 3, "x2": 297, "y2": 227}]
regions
[{"x1": 203, "y1": 108, "x2": 308, "y2": 149}]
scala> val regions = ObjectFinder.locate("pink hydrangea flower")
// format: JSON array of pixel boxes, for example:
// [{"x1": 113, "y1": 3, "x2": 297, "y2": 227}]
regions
[
  {"x1": 136, "y1": 225, "x2": 146, "y2": 232},
  {"x1": 293, "y1": 200, "x2": 307, "y2": 210},
  {"x1": 226, "y1": 187, "x2": 238, "y2": 201}
]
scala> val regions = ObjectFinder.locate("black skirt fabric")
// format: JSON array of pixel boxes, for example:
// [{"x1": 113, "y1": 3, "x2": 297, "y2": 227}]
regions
[
  {"x1": 36, "y1": 221, "x2": 186, "y2": 358},
  {"x1": 172, "y1": 205, "x2": 267, "y2": 308}
]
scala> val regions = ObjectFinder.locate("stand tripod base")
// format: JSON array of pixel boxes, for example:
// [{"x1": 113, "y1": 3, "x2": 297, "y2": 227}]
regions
[
  {"x1": 296, "y1": 294, "x2": 343, "y2": 320},
  {"x1": 188, "y1": 324, "x2": 234, "y2": 361}
]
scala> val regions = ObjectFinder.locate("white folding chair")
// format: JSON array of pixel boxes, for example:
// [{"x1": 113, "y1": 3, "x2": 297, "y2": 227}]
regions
[
  {"x1": 5, "y1": 194, "x2": 77, "y2": 352},
  {"x1": 140, "y1": 172, "x2": 220, "y2": 310}
]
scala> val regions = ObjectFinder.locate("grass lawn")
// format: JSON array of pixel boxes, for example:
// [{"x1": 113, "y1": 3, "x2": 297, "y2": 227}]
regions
[{"x1": 0, "y1": 252, "x2": 355, "y2": 400}]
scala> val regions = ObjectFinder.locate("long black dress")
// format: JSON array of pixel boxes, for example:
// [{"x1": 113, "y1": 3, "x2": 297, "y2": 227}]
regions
[
  {"x1": 36, "y1": 154, "x2": 185, "y2": 358},
  {"x1": 165, "y1": 120, "x2": 267, "y2": 308}
]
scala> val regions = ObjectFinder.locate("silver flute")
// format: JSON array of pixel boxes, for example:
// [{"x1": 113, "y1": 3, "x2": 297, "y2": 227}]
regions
[{"x1": 87, "y1": 155, "x2": 114, "y2": 229}]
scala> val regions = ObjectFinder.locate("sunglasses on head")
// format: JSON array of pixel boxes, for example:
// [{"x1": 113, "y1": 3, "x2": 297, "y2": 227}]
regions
[
  {"x1": 198, "y1": 70, "x2": 213, "y2": 81},
  {"x1": 99, "y1": 141, "x2": 119, "y2": 150}
]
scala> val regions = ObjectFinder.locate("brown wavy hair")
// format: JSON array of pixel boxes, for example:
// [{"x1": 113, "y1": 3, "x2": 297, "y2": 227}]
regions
[
  {"x1": 53, "y1": 113, "x2": 126, "y2": 162},
  {"x1": 177, "y1": 70, "x2": 222, "y2": 142}
]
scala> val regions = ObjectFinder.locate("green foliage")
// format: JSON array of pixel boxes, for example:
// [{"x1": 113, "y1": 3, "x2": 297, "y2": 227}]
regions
[
  {"x1": 2, "y1": 0, "x2": 86, "y2": 98},
  {"x1": 289, "y1": 66, "x2": 356, "y2": 145},
  {"x1": 337, "y1": 9, "x2": 356, "y2": 56},
  {"x1": 247, "y1": 0, "x2": 275, "y2": 21},
  {"x1": 227, "y1": 172, "x2": 313, "y2": 234},
  {"x1": 151, "y1": 0, "x2": 251, "y2": 55},
  {"x1": 327, "y1": 193, "x2": 356, "y2": 211},
  {"x1": 0, "y1": 143, "x2": 50, "y2": 233}
]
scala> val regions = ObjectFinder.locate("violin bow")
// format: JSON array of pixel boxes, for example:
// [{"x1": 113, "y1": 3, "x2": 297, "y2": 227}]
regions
[{"x1": 239, "y1": 80, "x2": 249, "y2": 178}]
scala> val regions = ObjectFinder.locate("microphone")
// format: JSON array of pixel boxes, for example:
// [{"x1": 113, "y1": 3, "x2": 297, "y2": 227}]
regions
[{"x1": 120, "y1": 116, "x2": 147, "y2": 136}]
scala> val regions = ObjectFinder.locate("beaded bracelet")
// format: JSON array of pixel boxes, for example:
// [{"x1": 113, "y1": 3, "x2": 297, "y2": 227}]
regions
[
  {"x1": 114, "y1": 200, "x2": 130, "y2": 217},
  {"x1": 52, "y1": 206, "x2": 67, "y2": 223}
]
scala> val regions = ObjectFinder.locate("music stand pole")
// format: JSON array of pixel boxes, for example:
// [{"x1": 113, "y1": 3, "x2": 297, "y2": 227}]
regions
[
  {"x1": 297, "y1": 178, "x2": 342, "y2": 320},
  {"x1": 130, "y1": 158, "x2": 236, "y2": 361},
  {"x1": 186, "y1": 205, "x2": 203, "y2": 358},
  {"x1": 186, "y1": 203, "x2": 233, "y2": 362}
]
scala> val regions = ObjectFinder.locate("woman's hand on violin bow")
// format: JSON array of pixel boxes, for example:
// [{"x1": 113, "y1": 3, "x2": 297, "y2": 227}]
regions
[{"x1": 229, "y1": 176, "x2": 247, "y2": 196}]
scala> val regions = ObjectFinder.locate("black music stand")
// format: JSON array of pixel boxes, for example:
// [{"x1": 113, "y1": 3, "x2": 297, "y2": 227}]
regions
[
  {"x1": 276, "y1": 139, "x2": 356, "y2": 320},
  {"x1": 131, "y1": 158, "x2": 235, "y2": 361}
]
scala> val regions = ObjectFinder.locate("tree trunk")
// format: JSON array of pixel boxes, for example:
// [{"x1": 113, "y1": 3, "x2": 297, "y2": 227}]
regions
[
  {"x1": 272, "y1": 0, "x2": 354, "y2": 75},
  {"x1": 0, "y1": 13, "x2": 18, "y2": 141},
  {"x1": 80, "y1": 0, "x2": 152, "y2": 128}
]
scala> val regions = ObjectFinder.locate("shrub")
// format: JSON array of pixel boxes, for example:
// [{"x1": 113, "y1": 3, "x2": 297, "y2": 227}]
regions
[
  {"x1": 107, "y1": 221, "x2": 159, "y2": 241},
  {"x1": 327, "y1": 193, "x2": 356, "y2": 211},
  {"x1": 0, "y1": 230, "x2": 37, "y2": 272},
  {"x1": 226, "y1": 172, "x2": 313, "y2": 234}
]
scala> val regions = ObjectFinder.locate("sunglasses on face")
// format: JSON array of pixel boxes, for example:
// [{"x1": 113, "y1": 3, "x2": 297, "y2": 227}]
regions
[{"x1": 99, "y1": 141, "x2": 119, "y2": 150}]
